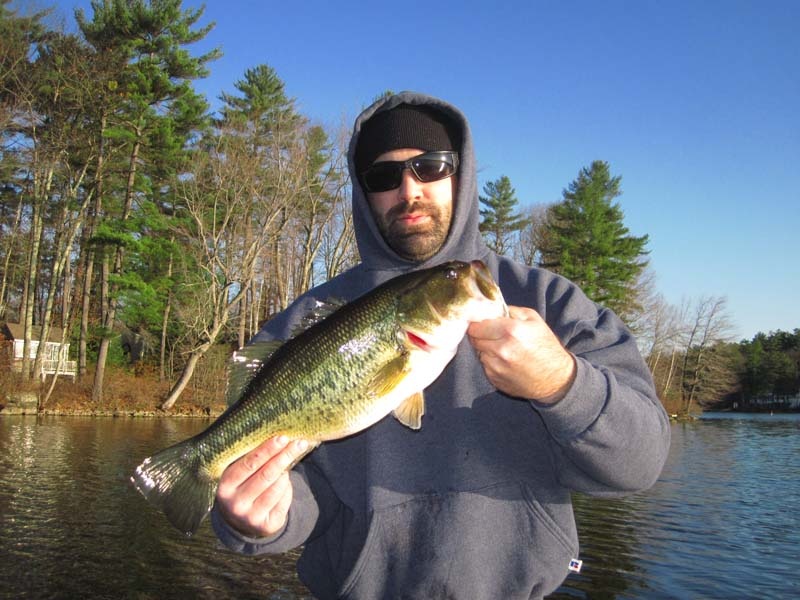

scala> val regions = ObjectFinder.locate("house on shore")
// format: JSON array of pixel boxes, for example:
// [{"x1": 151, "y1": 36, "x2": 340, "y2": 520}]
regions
[{"x1": 0, "y1": 322, "x2": 77, "y2": 380}]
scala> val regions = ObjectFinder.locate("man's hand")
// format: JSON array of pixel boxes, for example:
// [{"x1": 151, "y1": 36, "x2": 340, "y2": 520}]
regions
[
  {"x1": 215, "y1": 436, "x2": 309, "y2": 538},
  {"x1": 467, "y1": 305, "x2": 576, "y2": 403}
]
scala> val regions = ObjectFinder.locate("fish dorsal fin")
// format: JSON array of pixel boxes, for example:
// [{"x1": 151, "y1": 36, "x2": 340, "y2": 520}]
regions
[
  {"x1": 226, "y1": 297, "x2": 345, "y2": 407},
  {"x1": 393, "y1": 391, "x2": 425, "y2": 430},
  {"x1": 291, "y1": 297, "x2": 346, "y2": 336},
  {"x1": 227, "y1": 341, "x2": 283, "y2": 407}
]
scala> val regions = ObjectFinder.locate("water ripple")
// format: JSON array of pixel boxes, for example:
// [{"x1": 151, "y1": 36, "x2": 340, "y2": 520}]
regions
[
  {"x1": 550, "y1": 413, "x2": 800, "y2": 599},
  {"x1": 2, "y1": 413, "x2": 799, "y2": 598}
]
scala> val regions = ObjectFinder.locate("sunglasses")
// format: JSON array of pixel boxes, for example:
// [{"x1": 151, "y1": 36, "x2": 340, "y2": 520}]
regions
[{"x1": 361, "y1": 151, "x2": 459, "y2": 193}]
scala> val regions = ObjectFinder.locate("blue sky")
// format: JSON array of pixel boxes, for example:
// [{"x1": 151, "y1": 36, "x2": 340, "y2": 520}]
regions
[{"x1": 45, "y1": 0, "x2": 798, "y2": 340}]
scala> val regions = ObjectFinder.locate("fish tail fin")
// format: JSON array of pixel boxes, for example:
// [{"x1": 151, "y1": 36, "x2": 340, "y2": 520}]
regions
[{"x1": 131, "y1": 439, "x2": 216, "y2": 536}]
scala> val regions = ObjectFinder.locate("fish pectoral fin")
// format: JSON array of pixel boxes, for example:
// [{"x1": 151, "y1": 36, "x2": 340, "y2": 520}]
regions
[
  {"x1": 366, "y1": 354, "x2": 410, "y2": 398},
  {"x1": 393, "y1": 391, "x2": 425, "y2": 430},
  {"x1": 366, "y1": 354, "x2": 424, "y2": 429}
]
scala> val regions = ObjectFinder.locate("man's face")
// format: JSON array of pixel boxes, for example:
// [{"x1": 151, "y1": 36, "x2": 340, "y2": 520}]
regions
[{"x1": 366, "y1": 148, "x2": 456, "y2": 262}]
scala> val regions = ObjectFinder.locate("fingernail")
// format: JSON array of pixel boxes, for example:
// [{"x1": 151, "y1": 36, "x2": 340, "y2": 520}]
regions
[
  {"x1": 276, "y1": 435, "x2": 288, "y2": 446},
  {"x1": 296, "y1": 440, "x2": 309, "y2": 452}
]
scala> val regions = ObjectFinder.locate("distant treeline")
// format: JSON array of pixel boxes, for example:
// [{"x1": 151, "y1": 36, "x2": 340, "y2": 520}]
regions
[
  {"x1": 733, "y1": 329, "x2": 800, "y2": 408},
  {"x1": 677, "y1": 328, "x2": 800, "y2": 413}
]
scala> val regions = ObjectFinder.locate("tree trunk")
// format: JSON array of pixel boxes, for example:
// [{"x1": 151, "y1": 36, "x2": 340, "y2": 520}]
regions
[
  {"x1": 648, "y1": 348, "x2": 661, "y2": 375},
  {"x1": 33, "y1": 168, "x2": 91, "y2": 381},
  {"x1": 92, "y1": 253, "x2": 111, "y2": 402},
  {"x1": 0, "y1": 196, "x2": 24, "y2": 319},
  {"x1": 159, "y1": 283, "x2": 243, "y2": 409},
  {"x1": 663, "y1": 348, "x2": 678, "y2": 398},
  {"x1": 80, "y1": 113, "x2": 106, "y2": 378},
  {"x1": 160, "y1": 349, "x2": 205, "y2": 410},
  {"x1": 41, "y1": 264, "x2": 80, "y2": 407},
  {"x1": 21, "y1": 166, "x2": 51, "y2": 380},
  {"x1": 79, "y1": 250, "x2": 94, "y2": 377},
  {"x1": 237, "y1": 285, "x2": 248, "y2": 349},
  {"x1": 92, "y1": 134, "x2": 141, "y2": 402},
  {"x1": 159, "y1": 298, "x2": 171, "y2": 382}
]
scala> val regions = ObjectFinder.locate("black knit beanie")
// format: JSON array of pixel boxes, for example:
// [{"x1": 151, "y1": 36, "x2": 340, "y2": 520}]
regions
[{"x1": 355, "y1": 104, "x2": 460, "y2": 174}]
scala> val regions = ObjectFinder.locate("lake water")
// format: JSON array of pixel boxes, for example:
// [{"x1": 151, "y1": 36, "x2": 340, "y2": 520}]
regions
[{"x1": 1, "y1": 412, "x2": 798, "y2": 599}]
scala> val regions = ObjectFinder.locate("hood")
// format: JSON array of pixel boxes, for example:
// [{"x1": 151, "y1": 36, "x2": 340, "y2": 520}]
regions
[{"x1": 348, "y1": 92, "x2": 490, "y2": 274}]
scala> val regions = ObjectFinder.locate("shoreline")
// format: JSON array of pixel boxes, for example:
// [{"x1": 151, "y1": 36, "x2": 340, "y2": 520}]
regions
[
  {"x1": 1, "y1": 369, "x2": 227, "y2": 419},
  {"x1": 0, "y1": 406, "x2": 224, "y2": 418}
]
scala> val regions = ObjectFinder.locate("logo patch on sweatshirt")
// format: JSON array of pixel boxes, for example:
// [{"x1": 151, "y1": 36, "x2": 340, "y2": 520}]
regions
[{"x1": 568, "y1": 558, "x2": 583, "y2": 573}]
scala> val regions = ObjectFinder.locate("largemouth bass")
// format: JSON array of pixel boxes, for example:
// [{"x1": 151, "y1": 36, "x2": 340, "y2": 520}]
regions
[{"x1": 131, "y1": 260, "x2": 507, "y2": 535}]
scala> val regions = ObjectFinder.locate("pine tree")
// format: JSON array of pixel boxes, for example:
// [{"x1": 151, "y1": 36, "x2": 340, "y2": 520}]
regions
[
  {"x1": 0, "y1": 0, "x2": 48, "y2": 326},
  {"x1": 75, "y1": 0, "x2": 218, "y2": 401},
  {"x1": 218, "y1": 64, "x2": 300, "y2": 135},
  {"x1": 540, "y1": 161, "x2": 649, "y2": 321},
  {"x1": 479, "y1": 175, "x2": 530, "y2": 255}
]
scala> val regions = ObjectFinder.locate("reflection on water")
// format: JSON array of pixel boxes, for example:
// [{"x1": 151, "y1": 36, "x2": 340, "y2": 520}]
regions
[
  {"x1": 0, "y1": 417, "x2": 309, "y2": 599},
  {"x1": 1, "y1": 413, "x2": 799, "y2": 599}
]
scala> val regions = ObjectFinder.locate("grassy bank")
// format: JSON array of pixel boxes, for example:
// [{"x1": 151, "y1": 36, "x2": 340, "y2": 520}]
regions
[{"x1": 1, "y1": 366, "x2": 227, "y2": 418}]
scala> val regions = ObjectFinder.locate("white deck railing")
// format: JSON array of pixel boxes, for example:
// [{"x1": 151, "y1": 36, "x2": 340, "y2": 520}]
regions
[{"x1": 41, "y1": 359, "x2": 78, "y2": 380}]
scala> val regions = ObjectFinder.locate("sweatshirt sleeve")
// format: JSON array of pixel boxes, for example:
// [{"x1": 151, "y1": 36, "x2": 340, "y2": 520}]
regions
[{"x1": 531, "y1": 281, "x2": 671, "y2": 495}]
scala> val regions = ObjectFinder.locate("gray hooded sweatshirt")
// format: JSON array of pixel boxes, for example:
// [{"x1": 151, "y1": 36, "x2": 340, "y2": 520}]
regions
[{"x1": 211, "y1": 92, "x2": 671, "y2": 599}]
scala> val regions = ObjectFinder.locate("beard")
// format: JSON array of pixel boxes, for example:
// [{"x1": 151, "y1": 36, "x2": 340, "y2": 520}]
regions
[{"x1": 372, "y1": 200, "x2": 452, "y2": 262}]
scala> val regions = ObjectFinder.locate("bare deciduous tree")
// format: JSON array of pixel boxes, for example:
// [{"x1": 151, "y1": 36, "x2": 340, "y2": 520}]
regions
[
  {"x1": 318, "y1": 123, "x2": 357, "y2": 280},
  {"x1": 160, "y1": 128, "x2": 292, "y2": 409},
  {"x1": 678, "y1": 296, "x2": 736, "y2": 415},
  {"x1": 514, "y1": 203, "x2": 552, "y2": 266}
]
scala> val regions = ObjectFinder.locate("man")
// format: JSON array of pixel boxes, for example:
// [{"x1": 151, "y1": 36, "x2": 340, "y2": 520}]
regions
[{"x1": 211, "y1": 92, "x2": 670, "y2": 599}]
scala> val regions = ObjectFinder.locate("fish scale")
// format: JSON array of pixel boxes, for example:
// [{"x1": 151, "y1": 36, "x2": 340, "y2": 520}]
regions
[{"x1": 131, "y1": 260, "x2": 507, "y2": 536}]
